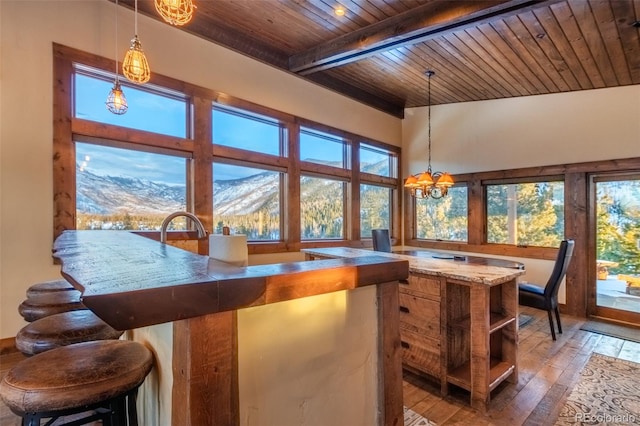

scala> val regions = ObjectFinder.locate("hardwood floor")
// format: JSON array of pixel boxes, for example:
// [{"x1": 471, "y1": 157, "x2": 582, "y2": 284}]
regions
[
  {"x1": 403, "y1": 306, "x2": 640, "y2": 426},
  {"x1": 1, "y1": 307, "x2": 639, "y2": 425}
]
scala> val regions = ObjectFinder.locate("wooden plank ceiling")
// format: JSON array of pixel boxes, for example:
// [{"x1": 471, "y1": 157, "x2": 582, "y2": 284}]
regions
[{"x1": 122, "y1": 0, "x2": 640, "y2": 117}]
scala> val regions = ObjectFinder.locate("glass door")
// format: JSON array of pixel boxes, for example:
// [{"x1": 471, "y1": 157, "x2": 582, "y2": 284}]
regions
[{"x1": 590, "y1": 174, "x2": 640, "y2": 324}]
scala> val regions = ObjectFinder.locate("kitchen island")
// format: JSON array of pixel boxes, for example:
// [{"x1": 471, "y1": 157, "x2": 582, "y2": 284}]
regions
[
  {"x1": 302, "y1": 247, "x2": 526, "y2": 411},
  {"x1": 52, "y1": 231, "x2": 410, "y2": 426}
]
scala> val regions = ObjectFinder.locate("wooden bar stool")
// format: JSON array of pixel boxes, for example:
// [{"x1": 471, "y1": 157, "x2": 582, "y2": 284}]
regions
[
  {"x1": 0, "y1": 340, "x2": 154, "y2": 426},
  {"x1": 18, "y1": 284, "x2": 85, "y2": 322},
  {"x1": 16, "y1": 310, "x2": 123, "y2": 356}
]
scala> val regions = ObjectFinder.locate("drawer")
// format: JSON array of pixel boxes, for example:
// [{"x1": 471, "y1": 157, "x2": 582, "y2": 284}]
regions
[
  {"x1": 400, "y1": 329, "x2": 441, "y2": 378},
  {"x1": 399, "y1": 293, "x2": 440, "y2": 336},
  {"x1": 400, "y1": 274, "x2": 441, "y2": 299}
]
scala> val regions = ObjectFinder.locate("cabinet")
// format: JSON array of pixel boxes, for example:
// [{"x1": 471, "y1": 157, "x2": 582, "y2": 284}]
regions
[
  {"x1": 398, "y1": 273, "x2": 444, "y2": 379},
  {"x1": 399, "y1": 273, "x2": 518, "y2": 411}
]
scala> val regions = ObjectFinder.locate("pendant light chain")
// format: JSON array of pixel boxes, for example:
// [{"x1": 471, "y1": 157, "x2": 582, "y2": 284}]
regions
[{"x1": 427, "y1": 71, "x2": 432, "y2": 173}]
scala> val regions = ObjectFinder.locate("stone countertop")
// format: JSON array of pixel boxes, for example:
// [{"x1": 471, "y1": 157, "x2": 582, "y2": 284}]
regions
[
  {"x1": 53, "y1": 231, "x2": 409, "y2": 330},
  {"x1": 302, "y1": 247, "x2": 525, "y2": 285}
]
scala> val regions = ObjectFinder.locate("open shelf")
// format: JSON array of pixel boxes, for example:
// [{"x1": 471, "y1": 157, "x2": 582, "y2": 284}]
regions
[
  {"x1": 446, "y1": 358, "x2": 515, "y2": 392},
  {"x1": 448, "y1": 312, "x2": 516, "y2": 333}
]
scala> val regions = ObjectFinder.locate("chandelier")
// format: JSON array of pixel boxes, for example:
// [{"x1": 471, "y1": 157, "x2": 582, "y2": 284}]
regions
[
  {"x1": 106, "y1": 0, "x2": 128, "y2": 115},
  {"x1": 404, "y1": 70, "x2": 454, "y2": 199},
  {"x1": 155, "y1": 0, "x2": 195, "y2": 26}
]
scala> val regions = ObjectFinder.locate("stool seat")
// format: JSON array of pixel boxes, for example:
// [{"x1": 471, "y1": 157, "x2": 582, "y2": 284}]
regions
[
  {"x1": 0, "y1": 340, "x2": 153, "y2": 416},
  {"x1": 16, "y1": 310, "x2": 124, "y2": 355},
  {"x1": 26, "y1": 279, "x2": 77, "y2": 298},
  {"x1": 18, "y1": 290, "x2": 85, "y2": 322}
]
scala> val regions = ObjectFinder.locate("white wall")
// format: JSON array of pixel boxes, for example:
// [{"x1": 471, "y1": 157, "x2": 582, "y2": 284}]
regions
[
  {"x1": 0, "y1": 0, "x2": 401, "y2": 339},
  {"x1": 402, "y1": 85, "x2": 640, "y2": 301},
  {"x1": 403, "y1": 86, "x2": 640, "y2": 175}
]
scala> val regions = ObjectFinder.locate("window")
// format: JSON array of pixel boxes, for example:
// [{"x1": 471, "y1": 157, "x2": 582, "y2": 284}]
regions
[
  {"x1": 213, "y1": 105, "x2": 284, "y2": 156},
  {"x1": 301, "y1": 176, "x2": 345, "y2": 239},
  {"x1": 360, "y1": 143, "x2": 396, "y2": 178},
  {"x1": 415, "y1": 186, "x2": 468, "y2": 241},
  {"x1": 74, "y1": 68, "x2": 188, "y2": 138},
  {"x1": 486, "y1": 181, "x2": 564, "y2": 247},
  {"x1": 75, "y1": 142, "x2": 187, "y2": 231},
  {"x1": 360, "y1": 184, "x2": 391, "y2": 238},
  {"x1": 213, "y1": 163, "x2": 281, "y2": 240},
  {"x1": 55, "y1": 46, "x2": 403, "y2": 250},
  {"x1": 300, "y1": 128, "x2": 348, "y2": 168}
]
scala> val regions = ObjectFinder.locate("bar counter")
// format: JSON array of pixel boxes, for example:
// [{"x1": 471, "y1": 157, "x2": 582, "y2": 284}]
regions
[{"x1": 53, "y1": 231, "x2": 410, "y2": 426}]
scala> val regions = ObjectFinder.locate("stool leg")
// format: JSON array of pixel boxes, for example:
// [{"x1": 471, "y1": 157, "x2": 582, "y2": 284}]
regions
[
  {"x1": 22, "y1": 414, "x2": 41, "y2": 426},
  {"x1": 127, "y1": 389, "x2": 139, "y2": 426}
]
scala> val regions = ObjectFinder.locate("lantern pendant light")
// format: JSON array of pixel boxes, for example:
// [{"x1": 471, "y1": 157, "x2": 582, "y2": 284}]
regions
[
  {"x1": 155, "y1": 0, "x2": 195, "y2": 26},
  {"x1": 106, "y1": 0, "x2": 128, "y2": 115},
  {"x1": 123, "y1": 0, "x2": 151, "y2": 84}
]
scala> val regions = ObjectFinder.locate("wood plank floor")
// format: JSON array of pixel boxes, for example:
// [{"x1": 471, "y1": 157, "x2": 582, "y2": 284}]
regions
[{"x1": 1, "y1": 307, "x2": 639, "y2": 425}]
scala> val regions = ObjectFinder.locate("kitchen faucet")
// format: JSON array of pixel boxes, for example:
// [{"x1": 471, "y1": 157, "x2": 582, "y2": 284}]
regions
[{"x1": 160, "y1": 211, "x2": 207, "y2": 243}]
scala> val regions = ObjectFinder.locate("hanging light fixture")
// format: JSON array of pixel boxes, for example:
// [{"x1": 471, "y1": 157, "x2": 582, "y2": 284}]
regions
[
  {"x1": 155, "y1": 0, "x2": 195, "y2": 26},
  {"x1": 106, "y1": 0, "x2": 128, "y2": 115},
  {"x1": 404, "y1": 70, "x2": 454, "y2": 199},
  {"x1": 123, "y1": 0, "x2": 151, "y2": 84}
]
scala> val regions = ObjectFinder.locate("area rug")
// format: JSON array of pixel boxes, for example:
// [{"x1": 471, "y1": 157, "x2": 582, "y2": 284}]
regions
[
  {"x1": 404, "y1": 406, "x2": 437, "y2": 426},
  {"x1": 555, "y1": 353, "x2": 640, "y2": 425},
  {"x1": 580, "y1": 321, "x2": 640, "y2": 343}
]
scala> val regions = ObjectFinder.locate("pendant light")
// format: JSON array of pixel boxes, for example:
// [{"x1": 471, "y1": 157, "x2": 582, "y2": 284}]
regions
[
  {"x1": 123, "y1": 0, "x2": 151, "y2": 84},
  {"x1": 106, "y1": 0, "x2": 128, "y2": 115},
  {"x1": 404, "y1": 71, "x2": 454, "y2": 199},
  {"x1": 155, "y1": 0, "x2": 195, "y2": 26}
]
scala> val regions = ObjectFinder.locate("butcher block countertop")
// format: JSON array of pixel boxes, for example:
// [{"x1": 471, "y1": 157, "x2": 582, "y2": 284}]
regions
[
  {"x1": 302, "y1": 247, "x2": 525, "y2": 285},
  {"x1": 52, "y1": 231, "x2": 409, "y2": 330}
]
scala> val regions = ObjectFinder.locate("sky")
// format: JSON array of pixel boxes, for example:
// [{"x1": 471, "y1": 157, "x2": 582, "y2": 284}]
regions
[{"x1": 75, "y1": 72, "x2": 390, "y2": 184}]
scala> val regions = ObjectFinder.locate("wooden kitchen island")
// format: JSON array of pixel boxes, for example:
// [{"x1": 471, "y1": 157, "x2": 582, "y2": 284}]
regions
[
  {"x1": 52, "y1": 231, "x2": 410, "y2": 426},
  {"x1": 303, "y1": 247, "x2": 526, "y2": 411}
]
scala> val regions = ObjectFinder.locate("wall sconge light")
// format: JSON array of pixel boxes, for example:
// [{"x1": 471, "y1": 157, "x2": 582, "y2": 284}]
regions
[
  {"x1": 155, "y1": 0, "x2": 195, "y2": 26},
  {"x1": 123, "y1": 0, "x2": 151, "y2": 84}
]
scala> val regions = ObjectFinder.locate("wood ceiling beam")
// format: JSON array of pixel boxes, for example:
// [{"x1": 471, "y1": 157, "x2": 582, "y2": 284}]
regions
[{"x1": 289, "y1": 0, "x2": 558, "y2": 75}]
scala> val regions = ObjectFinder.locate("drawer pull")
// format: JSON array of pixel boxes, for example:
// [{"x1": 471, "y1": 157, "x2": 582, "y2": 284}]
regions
[
  {"x1": 399, "y1": 306, "x2": 410, "y2": 313},
  {"x1": 400, "y1": 341, "x2": 410, "y2": 349}
]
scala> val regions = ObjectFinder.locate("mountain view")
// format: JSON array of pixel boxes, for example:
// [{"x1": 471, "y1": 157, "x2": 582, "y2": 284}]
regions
[{"x1": 76, "y1": 159, "x2": 391, "y2": 239}]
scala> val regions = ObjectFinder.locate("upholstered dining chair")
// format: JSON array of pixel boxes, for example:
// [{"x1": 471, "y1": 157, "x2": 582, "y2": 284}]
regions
[
  {"x1": 371, "y1": 229, "x2": 392, "y2": 253},
  {"x1": 518, "y1": 239, "x2": 575, "y2": 340}
]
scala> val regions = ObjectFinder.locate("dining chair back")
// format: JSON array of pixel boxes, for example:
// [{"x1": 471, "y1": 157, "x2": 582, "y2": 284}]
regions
[
  {"x1": 371, "y1": 229, "x2": 392, "y2": 253},
  {"x1": 518, "y1": 239, "x2": 575, "y2": 340}
]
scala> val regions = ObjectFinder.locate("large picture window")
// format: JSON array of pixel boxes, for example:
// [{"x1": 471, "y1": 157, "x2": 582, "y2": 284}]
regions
[
  {"x1": 415, "y1": 186, "x2": 468, "y2": 241},
  {"x1": 301, "y1": 176, "x2": 345, "y2": 239},
  {"x1": 75, "y1": 142, "x2": 187, "y2": 231},
  {"x1": 55, "y1": 45, "x2": 402, "y2": 252},
  {"x1": 486, "y1": 180, "x2": 564, "y2": 247},
  {"x1": 213, "y1": 163, "x2": 281, "y2": 240}
]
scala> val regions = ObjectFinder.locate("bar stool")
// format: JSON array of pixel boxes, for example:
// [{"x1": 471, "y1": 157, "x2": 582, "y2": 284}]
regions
[
  {"x1": 0, "y1": 340, "x2": 154, "y2": 426},
  {"x1": 15, "y1": 310, "x2": 123, "y2": 356},
  {"x1": 19, "y1": 280, "x2": 86, "y2": 322},
  {"x1": 25, "y1": 279, "x2": 76, "y2": 298}
]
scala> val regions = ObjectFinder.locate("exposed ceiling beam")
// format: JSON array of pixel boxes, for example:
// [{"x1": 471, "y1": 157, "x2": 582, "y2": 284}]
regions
[{"x1": 289, "y1": 0, "x2": 557, "y2": 75}]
